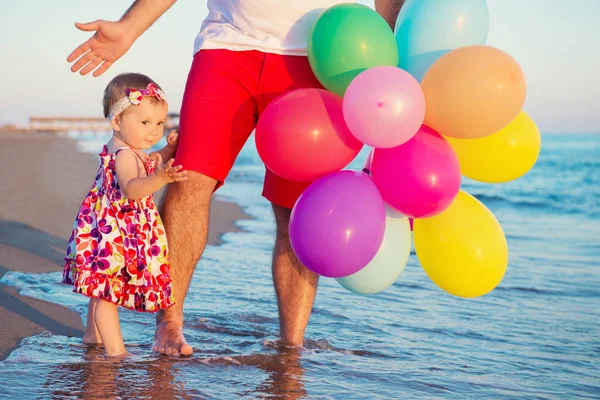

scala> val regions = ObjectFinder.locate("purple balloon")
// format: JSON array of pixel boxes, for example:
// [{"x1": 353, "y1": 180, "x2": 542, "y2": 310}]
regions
[{"x1": 290, "y1": 170, "x2": 386, "y2": 278}]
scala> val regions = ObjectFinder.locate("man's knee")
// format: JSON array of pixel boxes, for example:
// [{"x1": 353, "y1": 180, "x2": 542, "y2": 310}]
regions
[
  {"x1": 160, "y1": 172, "x2": 216, "y2": 258},
  {"x1": 160, "y1": 172, "x2": 216, "y2": 234},
  {"x1": 162, "y1": 171, "x2": 218, "y2": 210}
]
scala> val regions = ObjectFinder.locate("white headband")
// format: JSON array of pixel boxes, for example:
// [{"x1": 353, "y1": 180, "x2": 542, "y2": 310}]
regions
[{"x1": 108, "y1": 83, "x2": 167, "y2": 120}]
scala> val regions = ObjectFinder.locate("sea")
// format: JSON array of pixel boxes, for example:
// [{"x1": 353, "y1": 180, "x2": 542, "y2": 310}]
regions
[{"x1": 1, "y1": 132, "x2": 598, "y2": 399}]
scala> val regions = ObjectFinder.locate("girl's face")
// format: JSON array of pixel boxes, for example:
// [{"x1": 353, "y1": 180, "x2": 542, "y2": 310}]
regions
[{"x1": 113, "y1": 97, "x2": 168, "y2": 150}]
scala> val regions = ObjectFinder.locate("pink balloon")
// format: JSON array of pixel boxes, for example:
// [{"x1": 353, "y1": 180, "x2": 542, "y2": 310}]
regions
[
  {"x1": 256, "y1": 88, "x2": 363, "y2": 182},
  {"x1": 290, "y1": 170, "x2": 386, "y2": 278},
  {"x1": 343, "y1": 66, "x2": 425, "y2": 148},
  {"x1": 370, "y1": 125, "x2": 461, "y2": 218}
]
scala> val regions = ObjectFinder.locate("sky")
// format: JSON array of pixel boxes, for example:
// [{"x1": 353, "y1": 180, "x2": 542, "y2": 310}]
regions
[{"x1": 1, "y1": 0, "x2": 599, "y2": 133}]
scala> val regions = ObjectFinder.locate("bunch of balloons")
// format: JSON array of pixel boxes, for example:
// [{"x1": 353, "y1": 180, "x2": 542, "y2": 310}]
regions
[{"x1": 255, "y1": 0, "x2": 541, "y2": 298}]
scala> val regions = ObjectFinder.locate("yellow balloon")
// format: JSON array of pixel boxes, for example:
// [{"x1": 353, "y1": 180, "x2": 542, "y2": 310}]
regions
[
  {"x1": 421, "y1": 45, "x2": 526, "y2": 139},
  {"x1": 445, "y1": 111, "x2": 541, "y2": 183},
  {"x1": 414, "y1": 191, "x2": 508, "y2": 298}
]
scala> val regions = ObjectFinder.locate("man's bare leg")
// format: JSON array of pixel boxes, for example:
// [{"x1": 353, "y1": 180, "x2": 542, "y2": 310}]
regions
[
  {"x1": 153, "y1": 171, "x2": 217, "y2": 356},
  {"x1": 271, "y1": 204, "x2": 319, "y2": 346}
]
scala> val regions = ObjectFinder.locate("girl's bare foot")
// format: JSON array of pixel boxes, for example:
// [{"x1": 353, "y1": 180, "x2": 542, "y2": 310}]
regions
[
  {"x1": 83, "y1": 332, "x2": 103, "y2": 345},
  {"x1": 105, "y1": 349, "x2": 129, "y2": 358}
]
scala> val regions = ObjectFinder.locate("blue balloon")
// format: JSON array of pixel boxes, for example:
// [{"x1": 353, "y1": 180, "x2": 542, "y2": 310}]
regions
[{"x1": 395, "y1": 0, "x2": 490, "y2": 82}]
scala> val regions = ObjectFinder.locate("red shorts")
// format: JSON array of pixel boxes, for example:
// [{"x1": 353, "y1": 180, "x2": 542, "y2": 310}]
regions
[{"x1": 175, "y1": 49, "x2": 323, "y2": 209}]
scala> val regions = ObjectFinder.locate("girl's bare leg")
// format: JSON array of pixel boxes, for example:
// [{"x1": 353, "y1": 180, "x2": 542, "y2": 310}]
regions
[
  {"x1": 94, "y1": 299, "x2": 127, "y2": 356},
  {"x1": 83, "y1": 299, "x2": 103, "y2": 344}
]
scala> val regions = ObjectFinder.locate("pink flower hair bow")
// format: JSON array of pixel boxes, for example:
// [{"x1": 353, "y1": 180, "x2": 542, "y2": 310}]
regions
[
  {"x1": 107, "y1": 83, "x2": 167, "y2": 120},
  {"x1": 125, "y1": 83, "x2": 166, "y2": 105}
]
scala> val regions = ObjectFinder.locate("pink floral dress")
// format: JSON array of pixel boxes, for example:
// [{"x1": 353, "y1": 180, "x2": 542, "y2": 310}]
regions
[{"x1": 63, "y1": 145, "x2": 175, "y2": 312}]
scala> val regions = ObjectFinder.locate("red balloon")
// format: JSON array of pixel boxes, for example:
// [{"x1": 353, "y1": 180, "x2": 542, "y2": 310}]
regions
[{"x1": 256, "y1": 88, "x2": 363, "y2": 182}]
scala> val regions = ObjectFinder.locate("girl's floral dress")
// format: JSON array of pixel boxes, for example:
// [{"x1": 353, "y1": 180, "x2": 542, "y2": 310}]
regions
[{"x1": 62, "y1": 145, "x2": 175, "y2": 312}]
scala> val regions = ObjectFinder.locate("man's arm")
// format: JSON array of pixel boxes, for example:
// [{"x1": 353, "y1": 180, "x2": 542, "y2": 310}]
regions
[
  {"x1": 374, "y1": 0, "x2": 406, "y2": 32},
  {"x1": 67, "y1": 0, "x2": 177, "y2": 77},
  {"x1": 119, "y1": 0, "x2": 178, "y2": 39}
]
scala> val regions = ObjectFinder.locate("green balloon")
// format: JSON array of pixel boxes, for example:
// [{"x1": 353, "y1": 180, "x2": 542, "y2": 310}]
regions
[{"x1": 308, "y1": 3, "x2": 399, "y2": 96}]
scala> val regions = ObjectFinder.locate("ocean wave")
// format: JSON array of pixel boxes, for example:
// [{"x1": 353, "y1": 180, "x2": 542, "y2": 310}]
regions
[
  {"x1": 494, "y1": 286, "x2": 600, "y2": 298},
  {"x1": 471, "y1": 193, "x2": 599, "y2": 217}
]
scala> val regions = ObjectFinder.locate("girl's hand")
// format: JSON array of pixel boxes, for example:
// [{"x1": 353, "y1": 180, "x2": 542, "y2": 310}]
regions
[
  {"x1": 166, "y1": 130, "x2": 180, "y2": 149},
  {"x1": 153, "y1": 153, "x2": 188, "y2": 184}
]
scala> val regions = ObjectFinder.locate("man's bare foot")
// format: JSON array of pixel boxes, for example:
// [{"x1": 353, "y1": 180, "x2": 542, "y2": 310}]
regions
[
  {"x1": 83, "y1": 333, "x2": 102, "y2": 345},
  {"x1": 153, "y1": 320, "x2": 193, "y2": 356}
]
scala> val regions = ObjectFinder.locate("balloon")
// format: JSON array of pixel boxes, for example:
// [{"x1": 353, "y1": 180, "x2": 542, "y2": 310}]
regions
[
  {"x1": 421, "y1": 45, "x2": 527, "y2": 139},
  {"x1": 370, "y1": 125, "x2": 461, "y2": 218},
  {"x1": 445, "y1": 111, "x2": 541, "y2": 183},
  {"x1": 255, "y1": 88, "x2": 363, "y2": 182},
  {"x1": 336, "y1": 206, "x2": 411, "y2": 294},
  {"x1": 414, "y1": 191, "x2": 508, "y2": 298},
  {"x1": 308, "y1": 3, "x2": 399, "y2": 96},
  {"x1": 290, "y1": 170, "x2": 386, "y2": 278},
  {"x1": 395, "y1": 0, "x2": 489, "y2": 82},
  {"x1": 343, "y1": 66, "x2": 425, "y2": 148}
]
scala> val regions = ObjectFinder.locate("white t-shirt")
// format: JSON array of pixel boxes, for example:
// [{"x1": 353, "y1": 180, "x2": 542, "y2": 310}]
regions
[{"x1": 194, "y1": 0, "x2": 356, "y2": 56}]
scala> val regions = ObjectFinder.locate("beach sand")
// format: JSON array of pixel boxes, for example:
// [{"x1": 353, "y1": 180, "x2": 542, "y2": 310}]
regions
[{"x1": 0, "y1": 133, "x2": 249, "y2": 359}]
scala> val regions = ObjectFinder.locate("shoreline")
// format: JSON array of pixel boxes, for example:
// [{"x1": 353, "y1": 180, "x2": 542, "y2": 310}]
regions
[{"x1": 0, "y1": 133, "x2": 251, "y2": 360}]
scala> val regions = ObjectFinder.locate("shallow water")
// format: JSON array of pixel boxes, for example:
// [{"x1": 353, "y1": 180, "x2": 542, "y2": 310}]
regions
[{"x1": 1, "y1": 134, "x2": 599, "y2": 399}]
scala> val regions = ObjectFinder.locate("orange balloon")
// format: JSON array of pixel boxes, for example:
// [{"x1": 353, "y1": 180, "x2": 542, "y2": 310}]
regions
[{"x1": 421, "y1": 45, "x2": 526, "y2": 139}]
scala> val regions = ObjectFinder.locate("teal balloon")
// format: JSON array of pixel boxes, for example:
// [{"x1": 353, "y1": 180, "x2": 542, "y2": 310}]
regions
[
  {"x1": 336, "y1": 206, "x2": 411, "y2": 294},
  {"x1": 395, "y1": 0, "x2": 490, "y2": 82},
  {"x1": 308, "y1": 3, "x2": 399, "y2": 96}
]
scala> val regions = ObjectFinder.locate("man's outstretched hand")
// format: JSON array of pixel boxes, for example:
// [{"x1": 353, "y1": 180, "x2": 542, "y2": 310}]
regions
[{"x1": 67, "y1": 20, "x2": 135, "y2": 77}]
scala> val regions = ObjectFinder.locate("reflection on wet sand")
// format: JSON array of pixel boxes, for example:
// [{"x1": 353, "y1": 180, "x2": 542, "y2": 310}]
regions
[
  {"x1": 44, "y1": 344, "x2": 309, "y2": 399},
  {"x1": 238, "y1": 346, "x2": 307, "y2": 399},
  {"x1": 45, "y1": 346, "x2": 195, "y2": 399}
]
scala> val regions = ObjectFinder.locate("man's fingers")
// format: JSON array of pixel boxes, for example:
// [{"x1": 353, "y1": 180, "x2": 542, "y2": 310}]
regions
[
  {"x1": 79, "y1": 56, "x2": 102, "y2": 76},
  {"x1": 92, "y1": 60, "x2": 113, "y2": 77},
  {"x1": 67, "y1": 43, "x2": 91, "y2": 63},
  {"x1": 70, "y1": 50, "x2": 97, "y2": 73},
  {"x1": 75, "y1": 20, "x2": 103, "y2": 32}
]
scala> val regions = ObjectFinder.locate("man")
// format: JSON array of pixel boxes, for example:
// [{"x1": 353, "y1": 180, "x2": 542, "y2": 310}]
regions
[{"x1": 68, "y1": 0, "x2": 404, "y2": 356}]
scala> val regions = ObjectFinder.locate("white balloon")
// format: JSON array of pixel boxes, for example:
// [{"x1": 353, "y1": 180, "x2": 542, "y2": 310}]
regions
[{"x1": 336, "y1": 205, "x2": 412, "y2": 294}]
